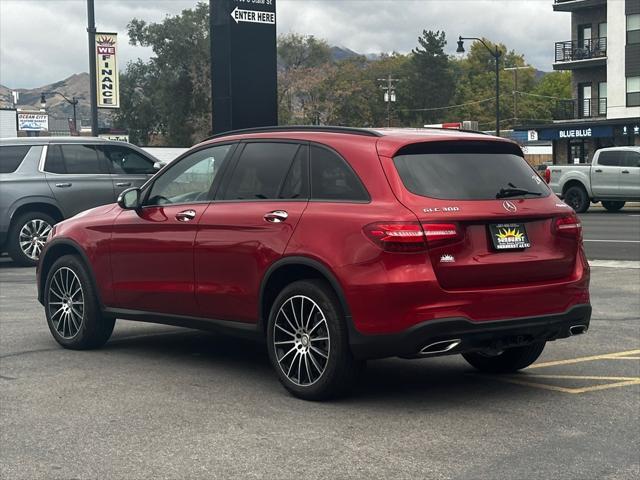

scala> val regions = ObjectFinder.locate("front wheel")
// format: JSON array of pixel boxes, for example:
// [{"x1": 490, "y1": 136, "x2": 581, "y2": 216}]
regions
[
  {"x1": 462, "y1": 342, "x2": 546, "y2": 373},
  {"x1": 563, "y1": 186, "x2": 589, "y2": 213},
  {"x1": 267, "y1": 280, "x2": 363, "y2": 400},
  {"x1": 44, "y1": 255, "x2": 115, "y2": 350},
  {"x1": 601, "y1": 201, "x2": 625, "y2": 212}
]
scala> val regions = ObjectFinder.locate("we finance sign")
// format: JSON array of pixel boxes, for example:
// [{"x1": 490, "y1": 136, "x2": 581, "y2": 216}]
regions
[{"x1": 95, "y1": 33, "x2": 120, "y2": 108}]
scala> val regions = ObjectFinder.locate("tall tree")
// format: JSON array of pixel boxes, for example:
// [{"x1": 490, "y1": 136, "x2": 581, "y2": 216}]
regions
[
  {"x1": 403, "y1": 30, "x2": 455, "y2": 126},
  {"x1": 115, "y1": 2, "x2": 211, "y2": 146}
]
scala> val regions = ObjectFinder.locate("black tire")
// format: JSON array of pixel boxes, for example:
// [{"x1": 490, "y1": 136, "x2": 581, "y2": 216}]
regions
[
  {"x1": 44, "y1": 255, "x2": 115, "y2": 350},
  {"x1": 563, "y1": 186, "x2": 589, "y2": 213},
  {"x1": 7, "y1": 211, "x2": 56, "y2": 267},
  {"x1": 462, "y1": 342, "x2": 546, "y2": 373},
  {"x1": 266, "y1": 279, "x2": 363, "y2": 400},
  {"x1": 601, "y1": 201, "x2": 625, "y2": 212}
]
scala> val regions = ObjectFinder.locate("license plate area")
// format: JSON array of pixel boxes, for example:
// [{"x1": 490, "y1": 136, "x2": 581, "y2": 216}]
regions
[{"x1": 489, "y1": 223, "x2": 531, "y2": 250}]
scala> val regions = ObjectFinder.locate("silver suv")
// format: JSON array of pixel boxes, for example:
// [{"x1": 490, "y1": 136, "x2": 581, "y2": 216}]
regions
[{"x1": 0, "y1": 137, "x2": 161, "y2": 266}]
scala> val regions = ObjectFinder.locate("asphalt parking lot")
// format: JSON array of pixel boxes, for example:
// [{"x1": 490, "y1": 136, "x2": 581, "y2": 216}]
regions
[{"x1": 1, "y1": 212, "x2": 639, "y2": 480}]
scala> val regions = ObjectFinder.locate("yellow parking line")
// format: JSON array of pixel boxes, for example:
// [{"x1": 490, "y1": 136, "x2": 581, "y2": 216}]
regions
[
  {"x1": 482, "y1": 374, "x2": 640, "y2": 394},
  {"x1": 528, "y1": 349, "x2": 640, "y2": 369}
]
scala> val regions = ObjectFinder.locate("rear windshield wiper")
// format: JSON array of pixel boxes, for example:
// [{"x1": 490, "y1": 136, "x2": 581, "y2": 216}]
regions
[{"x1": 496, "y1": 188, "x2": 542, "y2": 199}]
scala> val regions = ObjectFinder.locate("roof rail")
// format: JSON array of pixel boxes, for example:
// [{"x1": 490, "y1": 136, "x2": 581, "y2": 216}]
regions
[{"x1": 203, "y1": 125, "x2": 383, "y2": 141}]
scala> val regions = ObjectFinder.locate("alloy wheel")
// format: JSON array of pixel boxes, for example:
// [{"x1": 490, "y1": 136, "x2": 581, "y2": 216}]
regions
[
  {"x1": 48, "y1": 267, "x2": 84, "y2": 339},
  {"x1": 273, "y1": 295, "x2": 331, "y2": 386},
  {"x1": 19, "y1": 219, "x2": 51, "y2": 260}
]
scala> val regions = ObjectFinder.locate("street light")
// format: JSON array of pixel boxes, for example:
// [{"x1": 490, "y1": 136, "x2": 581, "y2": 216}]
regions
[
  {"x1": 457, "y1": 36, "x2": 503, "y2": 136},
  {"x1": 40, "y1": 92, "x2": 79, "y2": 135}
]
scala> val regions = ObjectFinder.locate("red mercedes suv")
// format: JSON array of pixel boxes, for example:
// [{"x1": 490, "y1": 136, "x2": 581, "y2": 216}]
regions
[{"x1": 37, "y1": 127, "x2": 591, "y2": 400}]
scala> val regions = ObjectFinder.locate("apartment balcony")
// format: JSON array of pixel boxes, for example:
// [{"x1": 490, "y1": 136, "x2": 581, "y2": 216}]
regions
[
  {"x1": 553, "y1": 38, "x2": 607, "y2": 70},
  {"x1": 554, "y1": 98, "x2": 607, "y2": 121},
  {"x1": 553, "y1": 0, "x2": 607, "y2": 12}
]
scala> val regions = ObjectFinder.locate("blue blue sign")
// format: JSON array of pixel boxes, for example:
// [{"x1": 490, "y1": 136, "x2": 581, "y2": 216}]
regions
[{"x1": 537, "y1": 125, "x2": 614, "y2": 141}]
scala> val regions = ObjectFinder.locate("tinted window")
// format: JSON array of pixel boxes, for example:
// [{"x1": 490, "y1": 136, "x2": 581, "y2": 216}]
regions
[
  {"x1": 147, "y1": 144, "x2": 232, "y2": 205},
  {"x1": 622, "y1": 151, "x2": 640, "y2": 168},
  {"x1": 598, "y1": 151, "x2": 622, "y2": 167},
  {"x1": 393, "y1": 152, "x2": 549, "y2": 200},
  {"x1": 0, "y1": 145, "x2": 30, "y2": 173},
  {"x1": 101, "y1": 145, "x2": 155, "y2": 174},
  {"x1": 222, "y1": 142, "x2": 300, "y2": 200},
  {"x1": 279, "y1": 145, "x2": 308, "y2": 199},
  {"x1": 310, "y1": 146, "x2": 369, "y2": 201},
  {"x1": 44, "y1": 145, "x2": 66, "y2": 173}
]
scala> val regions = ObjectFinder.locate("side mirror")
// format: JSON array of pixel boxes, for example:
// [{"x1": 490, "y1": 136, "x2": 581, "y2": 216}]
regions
[
  {"x1": 118, "y1": 187, "x2": 141, "y2": 210},
  {"x1": 153, "y1": 161, "x2": 166, "y2": 171}
]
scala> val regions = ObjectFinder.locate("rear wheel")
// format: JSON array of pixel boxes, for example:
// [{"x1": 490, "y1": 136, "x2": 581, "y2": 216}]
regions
[
  {"x1": 563, "y1": 186, "x2": 589, "y2": 213},
  {"x1": 7, "y1": 212, "x2": 55, "y2": 267},
  {"x1": 44, "y1": 255, "x2": 115, "y2": 350},
  {"x1": 462, "y1": 342, "x2": 546, "y2": 373},
  {"x1": 267, "y1": 280, "x2": 363, "y2": 400},
  {"x1": 601, "y1": 201, "x2": 625, "y2": 212}
]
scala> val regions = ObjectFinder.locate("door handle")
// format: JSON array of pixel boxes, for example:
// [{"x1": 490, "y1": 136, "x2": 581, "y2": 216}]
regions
[
  {"x1": 594, "y1": 169, "x2": 602, "y2": 173},
  {"x1": 621, "y1": 170, "x2": 630, "y2": 174},
  {"x1": 175, "y1": 210, "x2": 196, "y2": 222},
  {"x1": 55, "y1": 183, "x2": 72, "y2": 188},
  {"x1": 264, "y1": 210, "x2": 288, "y2": 223},
  {"x1": 116, "y1": 182, "x2": 132, "y2": 187}
]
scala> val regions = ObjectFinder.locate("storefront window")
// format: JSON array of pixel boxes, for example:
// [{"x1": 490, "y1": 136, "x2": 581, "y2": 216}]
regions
[{"x1": 627, "y1": 77, "x2": 640, "y2": 107}]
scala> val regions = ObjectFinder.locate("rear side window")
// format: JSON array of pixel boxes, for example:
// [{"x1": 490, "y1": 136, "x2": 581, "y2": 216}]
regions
[
  {"x1": 0, "y1": 145, "x2": 31, "y2": 173},
  {"x1": 622, "y1": 151, "x2": 640, "y2": 168},
  {"x1": 393, "y1": 142, "x2": 549, "y2": 200},
  {"x1": 598, "y1": 151, "x2": 622, "y2": 166},
  {"x1": 310, "y1": 146, "x2": 369, "y2": 201},
  {"x1": 44, "y1": 144, "x2": 106, "y2": 174},
  {"x1": 222, "y1": 142, "x2": 300, "y2": 200}
]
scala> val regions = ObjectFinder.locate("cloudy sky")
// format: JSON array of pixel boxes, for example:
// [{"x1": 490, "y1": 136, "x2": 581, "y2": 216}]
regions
[{"x1": 0, "y1": 0, "x2": 569, "y2": 89}]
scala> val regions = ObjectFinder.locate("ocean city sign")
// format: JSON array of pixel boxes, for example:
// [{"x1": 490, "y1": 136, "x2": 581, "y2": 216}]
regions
[{"x1": 95, "y1": 33, "x2": 120, "y2": 108}]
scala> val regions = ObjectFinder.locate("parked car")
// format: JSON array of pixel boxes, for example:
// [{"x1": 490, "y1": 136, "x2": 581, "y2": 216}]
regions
[
  {"x1": 37, "y1": 126, "x2": 591, "y2": 400},
  {"x1": 0, "y1": 137, "x2": 163, "y2": 266},
  {"x1": 545, "y1": 146, "x2": 640, "y2": 213}
]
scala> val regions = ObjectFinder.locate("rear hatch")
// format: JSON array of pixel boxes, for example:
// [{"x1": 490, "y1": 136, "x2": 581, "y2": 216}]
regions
[{"x1": 381, "y1": 140, "x2": 581, "y2": 290}]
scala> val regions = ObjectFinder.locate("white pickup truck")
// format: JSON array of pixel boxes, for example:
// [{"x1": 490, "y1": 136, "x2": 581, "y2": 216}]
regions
[{"x1": 545, "y1": 146, "x2": 640, "y2": 213}]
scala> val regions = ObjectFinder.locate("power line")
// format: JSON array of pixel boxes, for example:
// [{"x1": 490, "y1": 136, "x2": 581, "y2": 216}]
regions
[
  {"x1": 401, "y1": 97, "x2": 495, "y2": 112},
  {"x1": 514, "y1": 91, "x2": 573, "y2": 101},
  {"x1": 378, "y1": 74, "x2": 400, "y2": 127}
]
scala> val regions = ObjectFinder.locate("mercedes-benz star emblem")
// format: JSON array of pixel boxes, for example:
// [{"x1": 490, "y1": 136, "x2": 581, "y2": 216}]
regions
[{"x1": 503, "y1": 200, "x2": 517, "y2": 213}]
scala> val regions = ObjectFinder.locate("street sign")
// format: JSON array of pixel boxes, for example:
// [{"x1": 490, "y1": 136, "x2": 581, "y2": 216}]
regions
[
  {"x1": 211, "y1": 0, "x2": 278, "y2": 134},
  {"x1": 230, "y1": 7, "x2": 275, "y2": 25}
]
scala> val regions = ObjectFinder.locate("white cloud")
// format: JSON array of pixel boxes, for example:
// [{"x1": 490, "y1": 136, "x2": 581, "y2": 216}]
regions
[{"x1": 0, "y1": 0, "x2": 569, "y2": 88}]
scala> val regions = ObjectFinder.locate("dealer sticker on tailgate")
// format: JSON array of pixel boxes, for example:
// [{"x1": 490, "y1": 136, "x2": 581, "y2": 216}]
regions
[{"x1": 489, "y1": 223, "x2": 531, "y2": 250}]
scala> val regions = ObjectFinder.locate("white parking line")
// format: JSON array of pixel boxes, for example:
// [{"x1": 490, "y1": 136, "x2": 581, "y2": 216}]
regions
[
  {"x1": 589, "y1": 260, "x2": 640, "y2": 269},
  {"x1": 584, "y1": 240, "x2": 640, "y2": 243}
]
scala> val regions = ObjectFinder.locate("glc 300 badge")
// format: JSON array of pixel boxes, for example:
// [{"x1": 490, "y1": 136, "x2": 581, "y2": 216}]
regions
[
  {"x1": 502, "y1": 200, "x2": 517, "y2": 213},
  {"x1": 423, "y1": 206, "x2": 460, "y2": 213},
  {"x1": 440, "y1": 254, "x2": 455, "y2": 263}
]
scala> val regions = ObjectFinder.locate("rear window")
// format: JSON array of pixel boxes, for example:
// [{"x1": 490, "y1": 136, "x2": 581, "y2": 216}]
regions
[
  {"x1": 393, "y1": 142, "x2": 549, "y2": 200},
  {"x1": 0, "y1": 145, "x2": 31, "y2": 173}
]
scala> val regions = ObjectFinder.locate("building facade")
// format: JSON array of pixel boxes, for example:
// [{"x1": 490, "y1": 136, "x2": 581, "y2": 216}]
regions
[{"x1": 525, "y1": 0, "x2": 640, "y2": 164}]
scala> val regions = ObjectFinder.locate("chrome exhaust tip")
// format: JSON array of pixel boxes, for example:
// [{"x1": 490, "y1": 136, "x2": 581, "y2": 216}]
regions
[
  {"x1": 419, "y1": 339, "x2": 461, "y2": 356},
  {"x1": 569, "y1": 324, "x2": 588, "y2": 336}
]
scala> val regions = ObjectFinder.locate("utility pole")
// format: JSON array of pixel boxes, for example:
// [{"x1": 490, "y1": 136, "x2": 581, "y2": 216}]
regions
[
  {"x1": 87, "y1": 0, "x2": 98, "y2": 136},
  {"x1": 504, "y1": 66, "x2": 533, "y2": 127},
  {"x1": 378, "y1": 74, "x2": 399, "y2": 127}
]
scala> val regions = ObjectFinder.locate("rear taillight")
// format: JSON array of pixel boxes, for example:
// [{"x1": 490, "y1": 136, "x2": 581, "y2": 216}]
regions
[
  {"x1": 363, "y1": 222, "x2": 461, "y2": 252},
  {"x1": 554, "y1": 215, "x2": 582, "y2": 239},
  {"x1": 544, "y1": 168, "x2": 551, "y2": 184},
  {"x1": 363, "y1": 222, "x2": 427, "y2": 252},
  {"x1": 421, "y1": 223, "x2": 461, "y2": 247}
]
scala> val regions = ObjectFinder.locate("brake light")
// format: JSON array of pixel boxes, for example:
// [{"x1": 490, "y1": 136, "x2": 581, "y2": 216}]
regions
[
  {"x1": 421, "y1": 223, "x2": 461, "y2": 247},
  {"x1": 544, "y1": 168, "x2": 551, "y2": 184},
  {"x1": 554, "y1": 215, "x2": 582, "y2": 239},
  {"x1": 363, "y1": 222, "x2": 427, "y2": 252}
]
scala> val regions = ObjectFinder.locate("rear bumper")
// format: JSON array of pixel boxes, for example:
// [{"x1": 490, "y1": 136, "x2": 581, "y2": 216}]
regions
[{"x1": 349, "y1": 304, "x2": 591, "y2": 360}]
